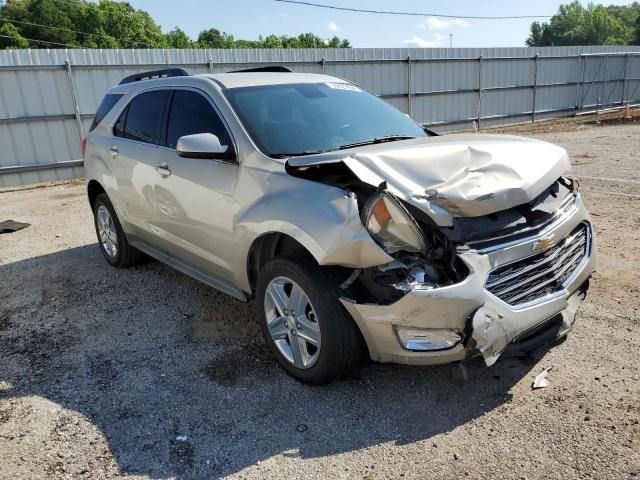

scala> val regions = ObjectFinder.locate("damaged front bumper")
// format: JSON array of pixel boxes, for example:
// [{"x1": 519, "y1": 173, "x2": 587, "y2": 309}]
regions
[{"x1": 340, "y1": 196, "x2": 597, "y2": 366}]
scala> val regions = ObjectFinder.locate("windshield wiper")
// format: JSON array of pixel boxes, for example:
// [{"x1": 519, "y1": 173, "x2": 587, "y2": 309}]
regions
[
  {"x1": 270, "y1": 150, "x2": 329, "y2": 159},
  {"x1": 271, "y1": 135, "x2": 418, "y2": 158},
  {"x1": 338, "y1": 135, "x2": 417, "y2": 150}
]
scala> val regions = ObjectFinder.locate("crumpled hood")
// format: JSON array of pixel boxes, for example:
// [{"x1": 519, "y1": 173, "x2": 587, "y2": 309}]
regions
[{"x1": 287, "y1": 134, "x2": 571, "y2": 225}]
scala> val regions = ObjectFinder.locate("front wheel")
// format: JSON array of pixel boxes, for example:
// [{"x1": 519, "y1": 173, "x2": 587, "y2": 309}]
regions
[{"x1": 256, "y1": 255, "x2": 365, "y2": 385}]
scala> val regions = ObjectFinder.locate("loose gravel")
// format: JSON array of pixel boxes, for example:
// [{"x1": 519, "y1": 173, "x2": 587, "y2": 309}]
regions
[{"x1": 0, "y1": 121, "x2": 639, "y2": 479}]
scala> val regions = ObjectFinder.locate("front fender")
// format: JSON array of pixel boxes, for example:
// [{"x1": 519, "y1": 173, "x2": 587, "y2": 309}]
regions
[{"x1": 235, "y1": 180, "x2": 393, "y2": 277}]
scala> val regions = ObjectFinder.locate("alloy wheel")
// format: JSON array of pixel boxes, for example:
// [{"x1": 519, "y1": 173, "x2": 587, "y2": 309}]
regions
[
  {"x1": 264, "y1": 276, "x2": 321, "y2": 369},
  {"x1": 97, "y1": 205, "x2": 118, "y2": 258}
]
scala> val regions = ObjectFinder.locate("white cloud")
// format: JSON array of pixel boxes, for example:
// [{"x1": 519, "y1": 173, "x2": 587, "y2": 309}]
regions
[
  {"x1": 403, "y1": 35, "x2": 442, "y2": 48},
  {"x1": 327, "y1": 21, "x2": 339, "y2": 32},
  {"x1": 419, "y1": 17, "x2": 469, "y2": 30}
]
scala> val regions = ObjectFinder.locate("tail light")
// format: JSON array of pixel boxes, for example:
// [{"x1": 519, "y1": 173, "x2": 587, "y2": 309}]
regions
[{"x1": 81, "y1": 138, "x2": 87, "y2": 159}]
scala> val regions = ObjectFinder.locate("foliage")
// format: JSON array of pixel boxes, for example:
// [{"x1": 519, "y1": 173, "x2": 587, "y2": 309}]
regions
[
  {"x1": 0, "y1": 0, "x2": 351, "y2": 49},
  {"x1": 196, "y1": 28, "x2": 235, "y2": 48},
  {"x1": 195, "y1": 29, "x2": 350, "y2": 48},
  {"x1": 165, "y1": 27, "x2": 192, "y2": 49},
  {"x1": 527, "y1": 1, "x2": 640, "y2": 46},
  {"x1": 0, "y1": 21, "x2": 29, "y2": 48}
]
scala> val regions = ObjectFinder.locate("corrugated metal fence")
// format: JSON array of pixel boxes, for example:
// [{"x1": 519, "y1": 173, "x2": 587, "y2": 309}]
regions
[{"x1": 1, "y1": 46, "x2": 640, "y2": 188}]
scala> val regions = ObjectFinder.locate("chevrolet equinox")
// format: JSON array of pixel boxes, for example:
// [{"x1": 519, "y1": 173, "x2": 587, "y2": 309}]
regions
[{"x1": 84, "y1": 67, "x2": 597, "y2": 385}]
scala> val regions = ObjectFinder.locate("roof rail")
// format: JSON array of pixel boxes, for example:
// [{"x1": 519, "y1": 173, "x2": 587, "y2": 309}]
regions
[
  {"x1": 119, "y1": 68, "x2": 189, "y2": 85},
  {"x1": 228, "y1": 66, "x2": 294, "y2": 73}
]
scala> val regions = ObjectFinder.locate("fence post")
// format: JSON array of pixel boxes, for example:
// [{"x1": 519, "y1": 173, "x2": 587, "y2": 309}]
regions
[
  {"x1": 321, "y1": 56, "x2": 326, "y2": 73},
  {"x1": 406, "y1": 55, "x2": 412, "y2": 118},
  {"x1": 65, "y1": 59, "x2": 84, "y2": 143},
  {"x1": 208, "y1": 57, "x2": 214, "y2": 74},
  {"x1": 621, "y1": 53, "x2": 629, "y2": 105},
  {"x1": 477, "y1": 55, "x2": 483, "y2": 130},
  {"x1": 532, "y1": 54, "x2": 539, "y2": 123},
  {"x1": 601, "y1": 55, "x2": 609, "y2": 109},
  {"x1": 576, "y1": 54, "x2": 583, "y2": 112}
]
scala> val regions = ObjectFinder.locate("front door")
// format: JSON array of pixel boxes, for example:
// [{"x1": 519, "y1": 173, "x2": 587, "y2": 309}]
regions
[{"x1": 152, "y1": 89, "x2": 240, "y2": 283}]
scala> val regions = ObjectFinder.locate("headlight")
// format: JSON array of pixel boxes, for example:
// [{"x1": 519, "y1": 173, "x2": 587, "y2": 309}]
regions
[{"x1": 362, "y1": 192, "x2": 426, "y2": 254}]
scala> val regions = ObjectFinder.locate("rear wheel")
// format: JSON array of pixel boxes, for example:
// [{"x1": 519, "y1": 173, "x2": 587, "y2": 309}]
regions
[
  {"x1": 92, "y1": 193, "x2": 143, "y2": 268},
  {"x1": 256, "y1": 255, "x2": 365, "y2": 385}
]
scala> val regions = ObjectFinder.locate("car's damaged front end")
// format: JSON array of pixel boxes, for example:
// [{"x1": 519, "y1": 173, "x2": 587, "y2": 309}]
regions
[
  {"x1": 286, "y1": 134, "x2": 597, "y2": 367},
  {"x1": 340, "y1": 194, "x2": 595, "y2": 366}
]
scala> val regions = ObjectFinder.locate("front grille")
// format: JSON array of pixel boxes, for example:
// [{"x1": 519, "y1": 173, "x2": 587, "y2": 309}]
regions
[{"x1": 486, "y1": 223, "x2": 590, "y2": 306}]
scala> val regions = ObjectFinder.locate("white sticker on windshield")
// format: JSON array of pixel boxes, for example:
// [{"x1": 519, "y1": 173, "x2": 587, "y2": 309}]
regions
[{"x1": 325, "y1": 82, "x2": 362, "y2": 92}]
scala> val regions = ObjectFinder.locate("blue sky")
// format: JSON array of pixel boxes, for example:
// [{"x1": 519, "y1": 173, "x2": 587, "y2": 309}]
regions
[{"x1": 128, "y1": 0, "x2": 635, "y2": 48}]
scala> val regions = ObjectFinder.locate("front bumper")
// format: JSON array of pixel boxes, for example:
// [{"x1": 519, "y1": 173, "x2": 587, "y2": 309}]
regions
[{"x1": 341, "y1": 196, "x2": 597, "y2": 366}]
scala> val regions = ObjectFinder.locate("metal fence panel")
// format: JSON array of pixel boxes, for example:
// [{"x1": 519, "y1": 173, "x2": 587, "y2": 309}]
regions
[{"x1": 2, "y1": 46, "x2": 640, "y2": 187}]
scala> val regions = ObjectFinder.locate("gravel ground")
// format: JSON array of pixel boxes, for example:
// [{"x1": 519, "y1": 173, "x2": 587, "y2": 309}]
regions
[{"x1": 1, "y1": 120, "x2": 639, "y2": 479}]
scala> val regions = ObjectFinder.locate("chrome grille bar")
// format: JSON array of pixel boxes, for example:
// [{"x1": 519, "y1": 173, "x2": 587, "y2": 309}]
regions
[
  {"x1": 486, "y1": 233, "x2": 586, "y2": 291},
  {"x1": 485, "y1": 223, "x2": 589, "y2": 306},
  {"x1": 506, "y1": 249, "x2": 586, "y2": 304}
]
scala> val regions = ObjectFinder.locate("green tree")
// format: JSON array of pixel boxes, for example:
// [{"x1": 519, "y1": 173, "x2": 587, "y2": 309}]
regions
[
  {"x1": 165, "y1": 27, "x2": 192, "y2": 48},
  {"x1": 327, "y1": 36, "x2": 350, "y2": 48},
  {"x1": 96, "y1": 0, "x2": 166, "y2": 48},
  {"x1": 0, "y1": 0, "x2": 167, "y2": 48},
  {"x1": 527, "y1": 22, "x2": 549, "y2": 46},
  {"x1": 197, "y1": 28, "x2": 235, "y2": 48},
  {"x1": 0, "y1": 21, "x2": 29, "y2": 48},
  {"x1": 295, "y1": 32, "x2": 325, "y2": 48},
  {"x1": 0, "y1": 0, "x2": 352, "y2": 49},
  {"x1": 607, "y1": 2, "x2": 640, "y2": 29},
  {"x1": 1, "y1": 0, "x2": 83, "y2": 47},
  {"x1": 527, "y1": 1, "x2": 634, "y2": 46},
  {"x1": 261, "y1": 34, "x2": 283, "y2": 48}
]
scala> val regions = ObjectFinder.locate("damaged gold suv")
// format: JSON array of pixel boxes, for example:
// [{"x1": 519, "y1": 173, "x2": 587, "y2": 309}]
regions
[{"x1": 85, "y1": 67, "x2": 597, "y2": 385}]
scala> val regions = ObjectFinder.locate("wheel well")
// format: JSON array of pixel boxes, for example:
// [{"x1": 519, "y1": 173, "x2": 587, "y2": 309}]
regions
[
  {"x1": 247, "y1": 233, "x2": 315, "y2": 294},
  {"x1": 87, "y1": 180, "x2": 106, "y2": 208}
]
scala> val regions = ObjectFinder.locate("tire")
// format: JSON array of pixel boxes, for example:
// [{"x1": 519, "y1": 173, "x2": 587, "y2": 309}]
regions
[
  {"x1": 256, "y1": 254, "x2": 365, "y2": 385},
  {"x1": 92, "y1": 193, "x2": 143, "y2": 268}
]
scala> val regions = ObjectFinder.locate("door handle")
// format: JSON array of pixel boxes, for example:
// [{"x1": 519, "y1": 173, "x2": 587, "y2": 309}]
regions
[
  {"x1": 155, "y1": 163, "x2": 171, "y2": 177},
  {"x1": 110, "y1": 146, "x2": 119, "y2": 157}
]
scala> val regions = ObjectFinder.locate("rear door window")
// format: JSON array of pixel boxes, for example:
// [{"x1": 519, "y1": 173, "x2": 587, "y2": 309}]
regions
[
  {"x1": 121, "y1": 90, "x2": 170, "y2": 145},
  {"x1": 166, "y1": 90, "x2": 231, "y2": 149},
  {"x1": 90, "y1": 93, "x2": 123, "y2": 132}
]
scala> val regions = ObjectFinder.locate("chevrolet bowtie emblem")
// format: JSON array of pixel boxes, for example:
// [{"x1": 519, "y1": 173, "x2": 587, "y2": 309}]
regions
[{"x1": 532, "y1": 235, "x2": 556, "y2": 253}]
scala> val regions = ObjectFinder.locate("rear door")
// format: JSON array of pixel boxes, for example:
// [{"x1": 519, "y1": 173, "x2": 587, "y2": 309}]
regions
[
  {"x1": 152, "y1": 88, "x2": 240, "y2": 282},
  {"x1": 110, "y1": 89, "x2": 171, "y2": 243}
]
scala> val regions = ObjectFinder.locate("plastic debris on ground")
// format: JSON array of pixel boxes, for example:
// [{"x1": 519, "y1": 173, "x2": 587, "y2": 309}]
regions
[{"x1": 532, "y1": 366, "x2": 553, "y2": 390}]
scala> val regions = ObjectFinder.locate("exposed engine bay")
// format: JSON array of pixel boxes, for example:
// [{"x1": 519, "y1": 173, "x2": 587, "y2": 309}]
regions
[
  {"x1": 443, "y1": 176, "x2": 579, "y2": 248},
  {"x1": 286, "y1": 160, "x2": 465, "y2": 304},
  {"x1": 287, "y1": 159, "x2": 579, "y2": 306}
]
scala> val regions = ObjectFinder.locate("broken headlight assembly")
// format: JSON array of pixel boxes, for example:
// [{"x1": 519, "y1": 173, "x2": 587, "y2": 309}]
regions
[
  {"x1": 350, "y1": 190, "x2": 468, "y2": 306},
  {"x1": 362, "y1": 192, "x2": 426, "y2": 255}
]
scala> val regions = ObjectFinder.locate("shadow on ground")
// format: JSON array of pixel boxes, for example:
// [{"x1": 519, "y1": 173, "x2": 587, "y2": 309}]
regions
[{"x1": 0, "y1": 244, "x2": 545, "y2": 478}]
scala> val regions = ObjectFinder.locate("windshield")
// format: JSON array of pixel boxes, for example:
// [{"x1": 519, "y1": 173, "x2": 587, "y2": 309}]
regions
[{"x1": 224, "y1": 82, "x2": 427, "y2": 157}]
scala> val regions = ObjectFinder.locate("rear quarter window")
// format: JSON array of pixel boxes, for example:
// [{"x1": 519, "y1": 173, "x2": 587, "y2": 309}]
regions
[{"x1": 90, "y1": 93, "x2": 123, "y2": 132}]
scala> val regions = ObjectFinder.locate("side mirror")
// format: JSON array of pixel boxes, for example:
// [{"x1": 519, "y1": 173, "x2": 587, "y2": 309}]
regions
[{"x1": 176, "y1": 133, "x2": 234, "y2": 160}]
